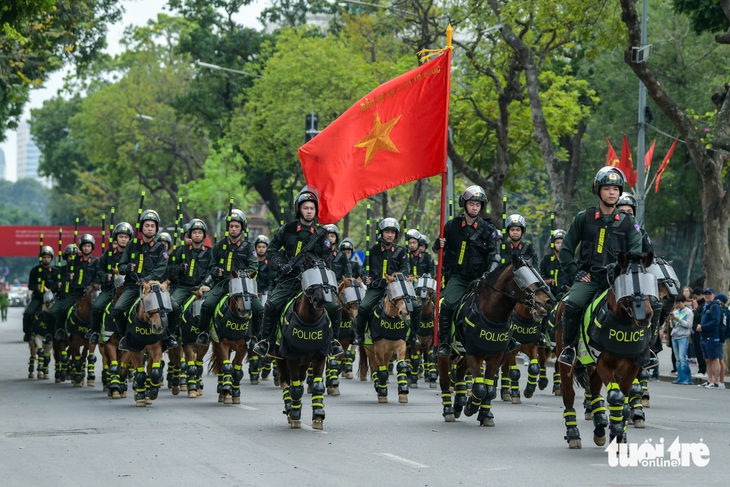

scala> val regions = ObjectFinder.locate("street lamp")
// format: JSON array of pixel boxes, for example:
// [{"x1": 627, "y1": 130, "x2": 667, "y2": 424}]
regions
[{"x1": 195, "y1": 60, "x2": 263, "y2": 78}]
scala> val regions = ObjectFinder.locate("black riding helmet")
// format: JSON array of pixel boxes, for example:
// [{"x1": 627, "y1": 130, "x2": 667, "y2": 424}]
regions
[
  {"x1": 616, "y1": 192, "x2": 637, "y2": 214},
  {"x1": 294, "y1": 185, "x2": 320, "y2": 220},
  {"x1": 378, "y1": 217, "x2": 400, "y2": 239},
  {"x1": 405, "y1": 228, "x2": 421, "y2": 243},
  {"x1": 140, "y1": 209, "x2": 160, "y2": 232},
  {"x1": 551, "y1": 229, "x2": 566, "y2": 243},
  {"x1": 339, "y1": 238, "x2": 355, "y2": 251},
  {"x1": 254, "y1": 235, "x2": 270, "y2": 246},
  {"x1": 63, "y1": 244, "x2": 78, "y2": 259},
  {"x1": 227, "y1": 209, "x2": 246, "y2": 233},
  {"x1": 458, "y1": 185, "x2": 487, "y2": 213},
  {"x1": 188, "y1": 218, "x2": 207, "y2": 237},
  {"x1": 323, "y1": 224, "x2": 340, "y2": 244},
  {"x1": 156, "y1": 232, "x2": 173, "y2": 249},
  {"x1": 592, "y1": 167, "x2": 626, "y2": 195},
  {"x1": 113, "y1": 222, "x2": 134, "y2": 240},
  {"x1": 39, "y1": 246, "x2": 54, "y2": 258},
  {"x1": 79, "y1": 234, "x2": 95, "y2": 251},
  {"x1": 418, "y1": 234, "x2": 429, "y2": 248}
]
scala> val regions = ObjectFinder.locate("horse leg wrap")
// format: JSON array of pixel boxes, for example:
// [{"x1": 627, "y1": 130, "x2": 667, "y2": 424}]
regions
[
  {"x1": 180, "y1": 359, "x2": 189, "y2": 389},
  {"x1": 526, "y1": 360, "x2": 539, "y2": 393},
  {"x1": 134, "y1": 367, "x2": 147, "y2": 401},
  {"x1": 74, "y1": 355, "x2": 84, "y2": 383},
  {"x1": 195, "y1": 361, "x2": 204, "y2": 391},
  {"x1": 344, "y1": 349, "x2": 355, "y2": 374},
  {"x1": 538, "y1": 366, "x2": 548, "y2": 390},
  {"x1": 591, "y1": 394, "x2": 609, "y2": 428},
  {"x1": 500, "y1": 374, "x2": 510, "y2": 397},
  {"x1": 187, "y1": 361, "x2": 198, "y2": 392},
  {"x1": 28, "y1": 354, "x2": 35, "y2": 374},
  {"x1": 102, "y1": 365, "x2": 109, "y2": 388},
  {"x1": 43, "y1": 353, "x2": 51, "y2": 375},
  {"x1": 327, "y1": 358, "x2": 339, "y2": 389},
  {"x1": 282, "y1": 387, "x2": 292, "y2": 416},
  {"x1": 441, "y1": 391, "x2": 455, "y2": 417},
  {"x1": 249, "y1": 356, "x2": 260, "y2": 383},
  {"x1": 307, "y1": 366, "x2": 314, "y2": 389},
  {"x1": 232, "y1": 365, "x2": 244, "y2": 397},
  {"x1": 171, "y1": 364, "x2": 180, "y2": 387},
  {"x1": 148, "y1": 363, "x2": 162, "y2": 400},
  {"x1": 87, "y1": 354, "x2": 97, "y2": 381},
  {"x1": 221, "y1": 360, "x2": 233, "y2": 395},
  {"x1": 377, "y1": 366, "x2": 389, "y2": 397},
  {"x1": 583, "y1": 392, "x2": 592, "y2": 418},
  {"x1": 109, "y1": 362, "x2": 121, "y2": 392},
  {"x1": 454, "y1": 380, "x2": 467, "y2": 407},
  {"x1": 290, "y1": 381, "x2": 304, "y2": 421},
  {"x1": 477, "y1": 402, "x2": 494, "y2": 424},
  {"x1": 607, "y1": 383, "x2": 626, "y2": 439},
  {"x1": 563, "y1": 408, "x2": 580, "y2": 442},
  {"x1": 509, "y1": 365, "x2": 521, "y2": 398},
  {"x1": 466, "y1": 377, "x2": 487, "y2": 416},
  {"x1": 54, "y1": 361, "x2": 61, "y2": 380},
  {"x1": 428, "y1": 352, "x2": 438, "y2": 383},
  {"x1": 629, "y1": 379, "x2": 644, "y2": 421},
  {"x1": 396, "y1": 360, "x2": 409, "y2": 395},
  {"x1": 166, "y1": 360, "x2": 173, "y2": 385},
  {"x1": 465, "y1": 372, "x2": 474, "y2": 391},
  {"x1": 261, "y1": 357, "x2": 272, "y2": 379},
  {"x1": 409, "y1": 353, "x2": 420, "y2": 384},
  {"x1": 639, "y1": 369, "x2": 650, "y2": 399},
  {"x1": 311, "y1": 377, "x2": 325, "y2": 420},
  {"x1": 552, "y1": 371, "x2": 562, "y2": 393},
  {"x1": 60, "y1": 351, "x2": 69, "y2": 380}
]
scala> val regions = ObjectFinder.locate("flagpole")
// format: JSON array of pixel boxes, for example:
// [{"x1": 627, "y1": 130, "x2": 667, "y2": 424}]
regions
[{"x1": 433, "y1": 25, "x2": 453, "y2": 348}]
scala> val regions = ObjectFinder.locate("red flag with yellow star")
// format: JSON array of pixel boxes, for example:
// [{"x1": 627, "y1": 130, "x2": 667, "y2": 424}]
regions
[{"x1": 298, "y1": 52, "x2": 450, "y2": 224}]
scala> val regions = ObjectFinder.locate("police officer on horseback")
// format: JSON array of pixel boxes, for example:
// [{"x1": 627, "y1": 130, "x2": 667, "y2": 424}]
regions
[
  {"x1": 501, "y1": 214, "x2": 538, "y2": 266},
  {"x1": 434, "y1": 185, "x2": 501, "y2": 357},
  {"x1": 253, "y1": 235, "x2": 271, "y2": 305},
  {"x1": 557, "y1": 168, "x2": 643, "y2": 366},
  {"x1": 49, "y1": 234, "x2": 99, "y2": 341},
  {"x1": 406, "y1": 229, "x2": 435, "y2": 278},
  {"x1": 196, "y1": 210, "x2": 261, "y2": 346},
  {"x1": 112, "y1": 210, "x2": 177, "y2": 351},
  {"x1": 352, "y1": 217, "x2": 422, "y2": 347},
  {"x1": 23, "y1": 246, "x2": 57, "y2": 342},
  {"x1": 616, "y1": 192, "x2": 654, "y2": 253},
  {"x1": 87, "y1": 222, "x2": 133, "y2": 345},
  {"x1": 254, "y1": 186, "x2": 343, "y2": 356},
  {"x1": 540, "y1": 229, "x2": 566, "y2": 299},
  {"x1": 339, "y1": 238, "x2": 361, "y2": 279},
  {"x1": 323, "y1": 224, "x2": 352, "y2": 282}
]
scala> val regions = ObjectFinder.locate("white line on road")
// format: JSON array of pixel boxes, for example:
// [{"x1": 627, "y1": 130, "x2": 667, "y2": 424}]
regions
[
  {"x1": 375, "y1": 453, "x2": 429, "y2": 469},
  {"x1": 232, "y1": 404, "x2": 258, "y2": 410},
  {"x1": 646, "y1": 424, "x2": 679, "y2": 431},
  {"x1": 656, "y1": 395, "x2": 699, "y2": 401}
]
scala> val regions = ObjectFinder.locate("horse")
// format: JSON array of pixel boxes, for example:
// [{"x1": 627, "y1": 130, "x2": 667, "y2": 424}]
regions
[
  {"x1": 207, "y1": 271, "x2": 258, "y2": 405},
  {"x1": 325, "y1": 276, "x2": 366, "y2": 395},
  {"x1": 438, "y1": 254, "x2": 555, "y2": 426},
  {"x1": 28, "y1": 289, "x2": 55, "y2": 379},
  {"x1": 362, "y1": 272, "x2": 416, "y2": 404},
  {"x1": 100, "y1": 276, "x2": 129, "y2": 398},
  {"x1": 555, "y1": 252, "x2": 658, "y2": 449},
  {"x1": 273, "y1": 257, "x2": 338, "y2": 430},
  {"x1": 123, "y1": 280, "x2": 173, "y2": 407},
  {"x1": 499, "y1": 301, "x2": 550, "y2": 403},
  {"x1": 408, "y1": 274, "x2": 438, "y2": 388},
  {"x1": 169, "y1": 285, "x2": 211, "y2": 398},
  {"x1": 65, "y1": 283, "x2": 99, "y2": 387}
]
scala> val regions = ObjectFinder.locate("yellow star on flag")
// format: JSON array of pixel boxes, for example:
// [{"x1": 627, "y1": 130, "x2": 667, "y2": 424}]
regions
[{"x1": 355, "y1": 112, "x2": 402, "y2": 166}]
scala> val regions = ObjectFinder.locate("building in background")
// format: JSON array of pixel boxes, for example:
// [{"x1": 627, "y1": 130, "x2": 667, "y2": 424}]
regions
[
  {"x1": 16, "y1": 122, "x2": 50, "y2": 186},
  {"x1": 0, "y1": 148, "x2": 5, "y2": 180}
]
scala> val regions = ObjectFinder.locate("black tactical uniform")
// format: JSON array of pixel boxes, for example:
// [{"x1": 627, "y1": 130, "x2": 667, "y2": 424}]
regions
[
  {"x1": 23, "y1": 247, "x2": 57, "y2": 341},
  {"x1": 500, "y1": 214, "x2": 538, "y2": 266}
]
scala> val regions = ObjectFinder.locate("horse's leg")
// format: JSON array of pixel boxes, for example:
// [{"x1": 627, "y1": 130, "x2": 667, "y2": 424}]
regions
[
  {"x1": 326, "y1": 351, "x2": 340, "y2": 396},
  {"x1": 119, "y1": 350, "x2": 132, "y2": 398},
  {"x1": 638, "y1": 368, "x2": 650, "y2": 408},
  {"x1": 426, "y1": 339, "x2": 438, "y2": 388},
  {"x1": 69, "y1": 337, "x2": 83, "y2": 387},
  {"x1": 180, "y1": 354, "x2": 189, "y2": 392},
  {"x1": 629, "y1": 368, "x2": 646, "y2": 428},
  {"x1": 167, "y1": 346, "x2": 180, "y2": 394},
  {"x1": 372, "y1": 342, "x2": 389, "y2": 403},
  {"x1": 220, "y1": 342, "x2": 234, "y2": 404},
  {"x1": 408, "y1": 341, "x2": 420, "y2": 388},
  {"x1": 230, "y1": 342, "x2": 246, "y2": 404},
  {"x1": 508, "y1": 350, "x2": 522, "y2": 404},
  {"x1": 186, "y1": 344, "x2": 200, "y2": 398},
  {"x1": 130, "y1": 352, "x2": 147, "y2": 407},
  {"x1": 589, "y1": 368, "x2": 608, "y2": 446},
  {"x1": 358, "y1": 344, "x2": 368, "y2": 381},
  {"x1": 553, "y1": 355, "x2": 563, "y2": 395},
  {"x1": 84, "y1": 343, "x2": 95, "y2": 387},
  {"x1": 146, "y1": 344, "x2": 163, "y2": 402},
  {"x1": 28, "y1": 340, "x2": 36, "y2": 379},
  {"x1": 288, "y1": 360, "x2": 305, "y2": 429},
  {"x1": 249, "y1": 350, "x2": 261, "y2": 385},
  {"x1": 340, "y1": 339, "x2": 354, "y2": 379},
  {"x1": 395, "y1": 340, "x2": 409, "y2": 404},
  {"x1": 260, "y1": 353, "x2": 272, "y2": 380},
  {"x1": 42, "y1": 341, "x2": 52, "y2": 379},
  {"x1": 311, "y1": 356, "x2": 327, "y2": 429},
  {"x1": 452, "y1": 359, "x2": 469, "y2": 418},
  {"x1": 306, "y1": 365, "x2": 314, "y2": 394},
  {"x1": 276, "y1": 351, "x2": 292, "y2": 422},
  {"x1": 596, "y1": 358, "x2": 626, "y2": 445},
  {"x1": 438, "y1": 355, "x2": 456, "y2": 422},
  {"x1": 524, "y1": 344, "x2": 540, "y2": 399},
  {"x1": 501, "y1": 352, "x2": 514, "y2": 402},
  {"x1": 105, "y1": 339, "x2": 121, "y2": 398},
  {"x1": 195, "y1": 343, "x2": 207, "y2": 396},
  {"x1": 557, "y1": 324, "x2": 582, "y2": 449}
]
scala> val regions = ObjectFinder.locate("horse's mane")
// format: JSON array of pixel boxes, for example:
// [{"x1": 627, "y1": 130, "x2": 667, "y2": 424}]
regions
[{"x1": 478, "y1": 262, "x2": 513, "y2": 287}]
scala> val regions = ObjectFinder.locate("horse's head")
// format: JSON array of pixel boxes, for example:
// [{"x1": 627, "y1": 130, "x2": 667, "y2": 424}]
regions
[
  {"x1": 414, "y1": 273, "x2": 437, "y2": 308},
  {"x1": 229, "y1": 270, "x2": 257, "y2": 320},
  {"x1": 384, "y1": 272, "x2": 416, "y2": 321},
  {"x1": 338, "y1": 276, "x2": 366, "y2": 319},
  {"x1": 646, "y1": 256, "x2": 680, "y2": 312},
  {"x1": 42, "y1": 289, "x2": 55, "y2": 311},
  {"x1": 301, "y1": 258, "x2": 337, "y2": 311},
  {"x1": 140, "y1": 280, "x2": 171, "y2": 334},
  {"x1": 508, "y1": 255, "x2": 555, "y2": 320},
  {"x1": 611, "y1": 252, "x2": 658, "y2": 327}
]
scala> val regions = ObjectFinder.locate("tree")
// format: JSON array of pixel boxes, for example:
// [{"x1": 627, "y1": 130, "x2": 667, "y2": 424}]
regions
[{"x1": 618, "y1": 0, "x2": 730, "y2": 291}]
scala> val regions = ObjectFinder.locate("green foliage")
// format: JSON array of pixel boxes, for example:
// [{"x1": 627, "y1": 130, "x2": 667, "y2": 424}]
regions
[
  {"x1": 0, "y1": 178, "x2": 50, "y2": 224},
  {"x1": 673, "y1": 0, "x2": 730, "y2": 35}
]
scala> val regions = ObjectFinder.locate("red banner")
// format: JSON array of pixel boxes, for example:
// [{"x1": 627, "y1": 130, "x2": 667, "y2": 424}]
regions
[{"x1": 0, "y1": 226, "x2": 107, "y2": 258}]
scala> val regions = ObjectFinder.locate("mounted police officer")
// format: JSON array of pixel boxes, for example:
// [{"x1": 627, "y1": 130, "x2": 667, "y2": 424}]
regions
[
  {"x1": 352, "y1": 218, "x2": 422, "y2": 346},
  {"x1": 49, "y1": 234, "x2": 99, "y2": 341},
  {"x1": 253, "y1": 235, "x2": 271, "y2": 305},
  {"x1": 112, "y1": 210, "x2": 177, "y2": 350},
  {"x1": 157, "y1": 232, "x2": 173, "y2": 254},
  {"x1": 616, "y1": 192, "x2": 654, "y2": 253},
  {"x1": 339, "y1": 238, "x2": 361, "y2": 279},
  {"x1": 195, "y1": 210, "x2": 261, "y2": 346},
  {"x1": 501, "y1": 214, "x2": 538, "y2": 266},
  {"x1": 405, "y1": 229, "x2": 435, "y2": 278},
  {"x1": 323, "y1": 224, "x2": 352, "y2": 282},
  {"x1": 254, "y1": 186, "x2": 343, "y2": 356},
  {"x1": 87, "y1": 222, "x2": 133, "y2": 345},
  {"x1": 23, "y1": 246, "x2": 57, "y2": 342},
  {"x1": 434, "y1": 185, "x2": 501, "y2": 357},
  {"x1": 557, "y1": 167, "x2": 643, "y2": 366},
  {"x1": 540, "y1": 229, "x2": 566, "y2": 299}
]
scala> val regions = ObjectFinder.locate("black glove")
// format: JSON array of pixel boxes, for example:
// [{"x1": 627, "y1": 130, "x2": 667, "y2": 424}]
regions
[
  {"x1": 279, "y1": 263, "x2": 292, "y2": 275},
  {"x1": 573, "y1": 270, "x2": 589, "y2": 282}
]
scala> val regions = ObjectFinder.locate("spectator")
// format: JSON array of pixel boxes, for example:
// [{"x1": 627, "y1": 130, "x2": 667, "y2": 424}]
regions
[
  {"x1": 692, "y1": 288, "x2": 707, "y2": 378},
  {"x1": 715, "y1": 293, "x2": 728, "y2": 387},
  {"x1": 697, "y1": 288, "x2": 723, "y2": 388},
  {"x1": 682, "y1": 286, "x2": 697, "y2": 309},
  {"x1": 670, "y1": 296, "x2": 693, "y2": 385},
  {"x1": 0, "y1": 284, "x2": 8, "y2": 322}
]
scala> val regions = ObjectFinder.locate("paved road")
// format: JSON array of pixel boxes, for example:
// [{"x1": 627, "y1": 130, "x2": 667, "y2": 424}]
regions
[{"x1": 0, "y1": 306, "x2": 727, "y2": 486}]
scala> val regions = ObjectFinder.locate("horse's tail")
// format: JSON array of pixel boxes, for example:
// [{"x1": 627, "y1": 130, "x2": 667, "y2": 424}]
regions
[
  {"x1": 208, "y1": 343, "x2": 223, "y2": 375},
  {"x1": 573, "y1": 363, "x2": 590, "y2": 389},
  {"x1": 357, "y1": 344, "x2": 369, "y2": 379}
]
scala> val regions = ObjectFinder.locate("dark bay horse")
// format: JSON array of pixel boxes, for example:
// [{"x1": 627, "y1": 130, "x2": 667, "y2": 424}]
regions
[
  {"x1": 208, "y1": 271, "x2": 258, "y2": 404},
  {"x1": 66, "y1": 283, "x2": 99, "y2": 387},
  {"x1": 274, "y1": 258, "x2": 338, "y2": 430},
  {"x1": 408, "y1": 274, "x2": 437, "y2": 388},
  {"x1": 439, "y1": 255, "x2": 554, "y2": 426},
  {"x1": 170, "y1": 285, "x2": 210, "y2": 398},
  {"x1": 326, "y1": 276, "x2": 366, "y2": 395},
  {"x1": 555, "y1": 252, "x2": 657, "y2": 449},
  {"x1": 101, "y1": 276, "x2": 127, "y2": 398}
]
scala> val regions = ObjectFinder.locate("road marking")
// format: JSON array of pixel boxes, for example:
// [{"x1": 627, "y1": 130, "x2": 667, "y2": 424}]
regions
[
  {"x1": 300, "y1": 424, "x2": 328, "y2": 434},
  {"x1": 375, "y1": 453, "x2": 429, "y2": 469},
  {"x1": 646, "y1": 424, "x2": 678, "y2": 431},
  {"x1": 232, "y1": 404, "x2": 258, "y2": 411},
  {"x1": 656, "y1": 395, "x2": 698, "y2": 401}
]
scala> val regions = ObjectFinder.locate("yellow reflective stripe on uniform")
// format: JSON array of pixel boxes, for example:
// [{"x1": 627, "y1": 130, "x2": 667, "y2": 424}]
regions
[
  {"x1": 295, "y1": 241, "x2": 302, "y2": 255},
  {"x1": 382, "y1": 259, "x2": 388, "y2": 279},
  {"x1": 412, "y1": 265, "x2": 417, "y2": 276},
  {"x1": 458, "y1": 241, "x2": 467, "y2": 265},
  {"x1": 138, "y1": 254, "x2": 144, "y2": 274},
  {"x1": 77, "y1": 269, "x2": 83, "y2": 285},
  {"x1": 226, "y1": 252, "x2": 232, "y2": 271},
  {"x1": 189, "y1": 259, "x2": 195, "y2": 277},
  {"x1": 597, "y1": 228, "x2": 605, "y2": 254}
]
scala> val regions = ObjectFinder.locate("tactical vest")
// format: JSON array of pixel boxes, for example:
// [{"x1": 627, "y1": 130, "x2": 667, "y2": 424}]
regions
[
  {"x1": 579, "y1": 208, "x2": 631, "y2": 271},
  {"x1": 443, "y1": 217, "x2": 497, "y2": 279},
  {"x1": 99, "y1": 249, "x2": 124, "y2": 291},
  {"x1": 255, "y1": 259, "x2": 270, "y2": 293},
  {"x1": 330, "y1": 251, "x2": 350, "y2": 282},
  {"x1": 124, "y1": 241, "x2": 166, "y2": 287},
  {"x1": 30, "y1": 265, "x2": 55, "y2": 294},
  {"x1": 213, "y1": 238, "x2": 254, "y2": 282},
  {"x1": 369, "y1": 244, "x2": 406, "y2": 289},
  {"x1": 408, "y1": 252, "x2": 433, "y2": 277},
  {"x1": 177, "y1": 246, "x2": 211, "y2": 286},
  {"x1": 68, "y1": 255, "x2": 99, "y2": 293}
]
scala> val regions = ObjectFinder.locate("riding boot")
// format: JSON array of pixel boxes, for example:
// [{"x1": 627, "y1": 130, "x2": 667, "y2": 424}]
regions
[
  {"x1": 22, "y1": 313, "x2": 32, "y2": 342},
  {"x1": 248, "y1": 310, "x2": 263, "y2": 350},
  {"x1": 53, "y1": 311, "x2": 68, "y2": 341},
  {"x1": 253, "y1": 302, "x2": 278, "y2": 357},
  {"x1": 536, "y1": 317, "x2": 549, "y2": 348},
  {"x1": 352, "y1": 312, "x2": 368, "y2": 346},
  {"x1": 114, "y1": 310, "x2": 129, "y2": 351},
  {"x1": 409, "y1": 306, "x2": 421, "y2": 347},
  {"x1": 437, "y1": 302, "x2": 454, "y2": 357},
  {"x1": 507, "y1": 336, "x2": 521, "y2": 352},
  {"x1": 557, "y1": 301, "x2": 581, "y2": 366},
  {"x1": 196, "y1": 307, "x2": 213, "y2": 345},
  {"x1": 330, "y1": 310, "x2": 344, "y2": 356},
  {"x1": 87, "y1": 308, "x2": 103, "y2": 345}
]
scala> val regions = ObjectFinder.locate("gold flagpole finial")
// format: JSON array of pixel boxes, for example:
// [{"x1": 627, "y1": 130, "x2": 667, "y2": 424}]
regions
[
  {"x1": 417, "y1": 24, "x2": 455, "y2": 62},
  {"x1": 446, "y1": 24, "x2": 453, "y2": 49}
]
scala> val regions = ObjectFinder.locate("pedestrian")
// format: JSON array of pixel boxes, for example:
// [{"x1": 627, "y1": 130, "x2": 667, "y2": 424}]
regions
[
  {"x1": 714, "y1": 293, "x2": 728, "y2": 387},
  {"x1": 0, "y1": 284, "x2": 9, "y2": 322},
  {"x1": 697, "y1": 288, "x2": 723, "y2": 388},
  {"x1": 670, "y1": 296, "x2": 693, "y2": 385},
  {"x1": 692, "y1": 288, "x2": 707, "y2": 378}
]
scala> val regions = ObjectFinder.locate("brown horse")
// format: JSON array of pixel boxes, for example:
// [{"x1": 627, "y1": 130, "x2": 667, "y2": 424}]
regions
[
  {"x1": 555, "y1": 252, "x2": 657, "y2": 449},
  {"x1": 100, "y1": 278, "x2": 128, "y2": 398},
  {"x1": 363, "y1": 272, "x2": 414, "y2": 404},
  {"x1": 438, "y1": 255, "x2": 554, "y2": 426},
  {"x1": 274, "y1": 258, "x2": 337, "y2": 430},
  {"x1": 325, "y1": 276, "x2": 366, "y2": 395},
  {"x1": 499, "y1": 301, "x2": 548, "y2": 404},
  {"x1": 208, "y1": 271, "x2": 258, "y2": 404},
  {"x1": 168, "y1": 285, "x2": 210, "y2": 398},
  {"x1": 65, "y1": 283, "x2": 99, "y2": 387},
  {"x1": 408, "y1": 274, "x2": 437, "y2": 388},
  {"x1": 124, "y1": 281, "x2": 172, "y2": 407}
]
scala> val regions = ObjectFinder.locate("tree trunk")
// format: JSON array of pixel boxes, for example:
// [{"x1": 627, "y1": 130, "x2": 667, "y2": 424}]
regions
[{"x1": 253, "y1": 174, "x2": 283, "y2": 224}]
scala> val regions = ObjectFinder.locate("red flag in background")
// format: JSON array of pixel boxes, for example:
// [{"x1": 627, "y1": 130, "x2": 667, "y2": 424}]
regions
[
  {"x1": 645, "y1": 139, "x2": 656, "y2": 169},
  {"x1": 605, "y1": 137, "x2": 620, "y2": 167},
  {"x1": 298, "y1": 53, "x2": 451, "y2": 224},
  {"x1": 619, "y1": 134, "x2": 637, "y2": 187},
  {"x1": 655, "y1": 138, "x2": 678, "y2": 193}
]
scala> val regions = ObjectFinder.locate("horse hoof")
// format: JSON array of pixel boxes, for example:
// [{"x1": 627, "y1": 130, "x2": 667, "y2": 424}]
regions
[
  {"x1": 398, "y1": 394, "x2": 408, "y2": 404},
  {"x1": 145, "y1": 397, "x2": 152, "y2": 405},
  {"x1": 568, "y1": 438, "x2": 582, "y2": 449},
  {"x1": 454, "y1": 409, "x2": 462, "y2": 419},
  {"x1": 233, "y1": 396, "x2": 241, "y2": 404},
  {"x1": 594, "y1": 434, "x2": 606, "y2": 446},
  {"x1": 418, "y1": 372, "x2": 424, "y2": 379},
  {"x1": 430, "y1": 382, "x2": 437, "y2": 389},
  {"x1": 501, "y1": 393, "x2": 511, "y2": 402},
  {"x1": 218, "y1": 394, "x2": 224, "y2": 403},
  {"x1": 250, "y1": 380, "x2": 259, "y2": 386},
  {"x1": 87, "y1": 380, "x2": 94, "y2": 388},
  {"x1": 28, "y1": 373, "x2": 34, "y2": 379},
  {"x1": 312, "y1": 420, "x2": 323, "y2": 430},
  {"x1": 55, "y1": 378, "x2": 61, "y2": 383},
  {"x1": 274, "y1": 377, "x2": 281, "y2": 387},
  {"x1": 360, "y1": 377, "x2": 367, "y2": 382},
  {"x1": 291, "y1": 420, "x2": 301, "y2": 429},
  {"x1": 444, "y1": 414, "x2": 455, "y2": 423},
  {"x1": 523, "y1": 389, "x2": 533, "y2": 399},
  {"x1": 378, "y1": 396, "x2": 388, "y2": 403},
  {"x1": 121, "y1": 391, "x2": 127, "y2": 398},
  {"x1": 585, "y1": 412, "x2": 593, "y2": 421},
  {"x1": 480, "y1": 419, "x2": 495, "y2": 427},
  {"x1": 554, "y1": 389, "x2": 563, "y2": 396},
  {"x1": 642, "y1": 398, "x2": 650, "y2": 408},
  {"x1": 172, "y1": 386, "x2": 180, "y2": 396},
  {"x1": 197, "y1": 389, "x2": 203, "y2": 397},
  {"x1": 180, "y1": 384, "x2": 188, "y2": 392},
  {"x1": 410, "y1": 382, "x2": 418, "y2": 389},
  {"x1": 633, "y1": 419, "x2": 645, "y2": 429},
  {"x1": 112, "y1": 391, "x2": 120, "y2": 399},
  {"x1": 511, "y1": 397, "x2": 521, "y2": 405},
  {"x1": 628, "y1": 417, "x2": 633, "y2": 425},
  {"x1": 345, "y1": 372, "x2": 353, "y2": 379},
  {"x1": 329, "y1": 388, "x2": 340, "y2": 397},
  {"x1": 188, "y1": 390, "x2": 197, "y2": 399},
  {"x1": 74, "y1": 382, "x2": 82, "y2": 388},
  {"x1": 135, "y1": 400, "x2": 146, "y2": 407},
  {"x1": 224, "y1": 396, "x2": 233, "y2": 405},
  {"x1": 307, "y1": 385, "x2": 312, "y2": 394}
]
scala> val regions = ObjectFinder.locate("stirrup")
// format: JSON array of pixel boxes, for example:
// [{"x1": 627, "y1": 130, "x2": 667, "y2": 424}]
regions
[
  {"x1": 88, "y1": 332, "x2": 100, "y2": 345},
  {"x1": 253, "y1": 340, "x2": 270, "y2": 357},
  {"x1": 352, "y1": 334, "x2": 363, "y2": 346},
  {"x1": 195, "y1": 332, "x2": 210, "y2": 345},
  {"x1": 164, "y1": 336, "x2": 179, "y2": 350},
  {"x1": 437, "y1": 343, "x2": 451, "y2": 357},
  {"x1": 54, "y1": 329, "x2": 67, "y2": 341},
  {"x1": 557, "y1": 346, "x2": 576, "y2": 366},
  {"x1": 331, "y1": 340, "x2": 344, "y2": 356},
  {"x1": 643, "y1": 351, "x2": 660, "y2": 371},
  {"x1": 118, "y1": 337, "x2": 130, "y2": 351}
]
